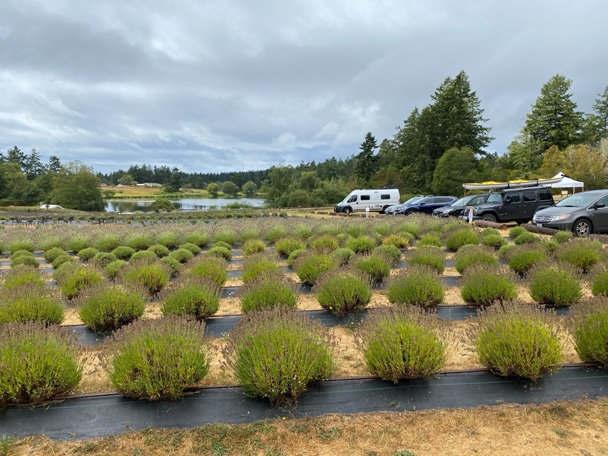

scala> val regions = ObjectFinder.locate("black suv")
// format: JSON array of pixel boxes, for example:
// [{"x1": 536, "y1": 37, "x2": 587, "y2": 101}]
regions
[{"x1": 472, "y1": 187, "x2": 555, "y2": 223}]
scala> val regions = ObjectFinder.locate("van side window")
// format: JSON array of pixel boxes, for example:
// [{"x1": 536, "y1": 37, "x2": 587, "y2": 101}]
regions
[
  {"x1": 360, "y1": 195, "x2": 370, "y2": 201},
  {"x1": 538, "y1": 190, "x2": 552, "y2": 201},
  {"x1": 506, "y1": 194, "x2": 521, "y2": 203},
  {"x1": 380, "y1": 194, "x2": 391, "y2": 200},
  {"x1": 523, "y1": 191, "x2": 536, "y2": 202},
  {"x1": 348, "y1": 195, "x2": 357, "y2": 203}
]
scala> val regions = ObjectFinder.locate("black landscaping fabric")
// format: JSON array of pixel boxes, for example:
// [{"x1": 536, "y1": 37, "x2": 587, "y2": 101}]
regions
[{"x1": 1, "y1": 366, "x2": 606, "y2": 440}]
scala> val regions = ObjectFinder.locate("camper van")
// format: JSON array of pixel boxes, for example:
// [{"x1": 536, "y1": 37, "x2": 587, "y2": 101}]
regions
[{"x1": 334, "y1": 189, "x2": 400, "y2": 214}]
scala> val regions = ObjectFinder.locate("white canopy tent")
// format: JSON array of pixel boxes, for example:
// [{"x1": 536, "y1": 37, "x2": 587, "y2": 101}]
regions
[{"x1": 548, "y1": 172, "x2": 584, "y2": 193}]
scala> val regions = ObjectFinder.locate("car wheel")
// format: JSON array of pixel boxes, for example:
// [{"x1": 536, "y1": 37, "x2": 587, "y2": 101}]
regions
[
  {"x1": 380, "y1": 205, "x2": 389, "y2": 214},
  {"x1": 343, "y1": 206, "x2": 352, "y2": 215},
  {"x1": 481, "y1": 213, "x2": 497, "y2": 222},
  {"x1": 573, "y1": 219, "x2": 592, "y2": 237}
]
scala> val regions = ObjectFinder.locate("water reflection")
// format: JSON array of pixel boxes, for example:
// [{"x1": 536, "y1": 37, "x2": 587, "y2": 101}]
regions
[{"x1": 105, "y1": 198, "x2": 265, "y2": 212}]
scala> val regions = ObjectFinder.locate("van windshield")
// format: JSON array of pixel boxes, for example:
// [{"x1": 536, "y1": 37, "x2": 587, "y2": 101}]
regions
[{"x1": 486, "y1": 193, "x2": 503, "y2": 204}]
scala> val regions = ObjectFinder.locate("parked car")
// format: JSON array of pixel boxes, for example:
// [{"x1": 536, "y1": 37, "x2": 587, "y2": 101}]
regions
[
  {"x1": 334, "y1": 188, "x2": 400, "y2": 214},
  {"x1": 432, "y1": 193, "x2": 490, "y2": 218},
  {"x1": 532, "y1": 189, "x2": 608, "y2": 236},
  {"x1": 392, "y1": 196, "x2": 457, "y2": 215},
  {"x1": 384, "y1": 196, "x2": 427, "y2": 215},
  {"x1": 472, "y1": 186, "x2": 554, "y2": 224}
]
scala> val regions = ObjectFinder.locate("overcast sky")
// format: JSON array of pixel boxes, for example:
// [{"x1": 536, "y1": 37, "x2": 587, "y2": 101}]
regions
[{"x1": 1, "y1": 1, "x2": 607, "y2": 174}]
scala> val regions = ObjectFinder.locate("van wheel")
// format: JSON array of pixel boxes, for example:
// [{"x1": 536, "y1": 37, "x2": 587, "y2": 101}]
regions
[
  {"x1": 481, "y1": 213, "x2": 497, "y2": 222},
  {"x1": 573, "y1": 219, "x2": 592, "y2": 237},
  {"x1": 344, "y1": 207, "x2": 352, "y2": 215}
]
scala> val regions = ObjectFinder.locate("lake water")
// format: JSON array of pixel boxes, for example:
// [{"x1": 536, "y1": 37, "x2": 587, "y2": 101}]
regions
[{"x1": 105, "y1": 198, "x2": 265, "y2": 212}]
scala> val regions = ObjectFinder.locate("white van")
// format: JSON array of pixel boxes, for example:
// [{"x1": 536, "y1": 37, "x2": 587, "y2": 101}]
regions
[{"x1": 334, "y1": 189, "x2": 400, "y2": 214}]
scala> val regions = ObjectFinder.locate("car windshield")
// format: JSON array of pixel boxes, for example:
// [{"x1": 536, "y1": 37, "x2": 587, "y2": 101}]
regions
[
  {"x1": 451, "y1": 196, "x2": 472, "y2": 207},
  {"x1": 556, "y1": 193, "x2": 599, "y2": 208},
  {"x1": 403, "y1": 196, "x2": 423, "y2": 205},
  {"x1": 486, "y1": 193, "x2": 503, "y2": 204}
]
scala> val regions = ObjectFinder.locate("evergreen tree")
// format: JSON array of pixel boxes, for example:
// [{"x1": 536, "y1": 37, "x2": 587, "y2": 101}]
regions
[
  {"x1": 431, "y1": 147, "x2": 479, "y2": 196},
  {"x1": 582, "y1": 85, "x2": 608, "y2": 144},
  {"x1": 7, "y1": 146, "x2": 26, "y2": 168},
  {"x1": 23, "y1": 149, "x2": 45, "y2": 179},
  {"x1": 355, "y1": 132, "x2": 378, "y2": 183},
  {"x1": 48, "y1": 155, "x2": 62, "y2": 173}
]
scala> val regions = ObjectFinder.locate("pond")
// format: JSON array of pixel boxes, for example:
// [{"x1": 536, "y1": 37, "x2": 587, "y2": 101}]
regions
[{"x1": 105, "y1": 198, "x2": 266, "y2": 212}]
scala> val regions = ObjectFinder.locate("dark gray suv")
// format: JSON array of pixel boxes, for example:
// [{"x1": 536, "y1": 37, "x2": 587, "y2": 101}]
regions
[
  {"x1": 472, "y1": 186, "x2": 555, "y2": 224},
  {"x1": 532, "y1": 190, "x2": 608, "y2": 236}
]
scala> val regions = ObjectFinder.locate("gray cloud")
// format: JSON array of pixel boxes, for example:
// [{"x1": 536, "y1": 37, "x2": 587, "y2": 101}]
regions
[{"x1": 1, "y1": 0, "x2": 607, "y2": 173}]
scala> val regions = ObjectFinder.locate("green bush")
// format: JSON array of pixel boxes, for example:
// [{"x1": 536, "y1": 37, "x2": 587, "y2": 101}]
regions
[
  {"x1": 453, "y1": 245, "x2": 498, "y2": 274},
  {"x1": 481, "y1": 234, "x2": 507, "y2": 249},
  {"x1": 446, "y1": 229, "x2": 478, "y2": 251},
  {"x1": 543, "y1": 239, "x2": 560, "y2": 254},
  {"x1": 162, "y1": 278, "x2": 220, "y2": 320},
  {"x1": 147, "y1": 244, "x2": 170, "y2": 258},
  {"x1": 93, "y1": 252, "x2": 118, "y2": 269},
  {"x1": 8, "y1": 240, "x2": 33, "y2": 254},
  {"x1": 111, "y1": 246, "x2": 135, "y2": 260},
  {"x1": 208, "y1": 245, "x2": 232, "y2": 260},
  {"x1": 120, "y1": 260, "x2": 170, "y2": 295},
  {"x1": 461, "y1": 265, "x2": 517, "y2": 306},
  {"x1": 52, "y1": 254, "x2": 74, "y2": 269},
  {"x1": 398, "y1": 222, "x2": 420, "y2": 239},
  {"x1": 592, "y1": 268, "x2": 608, "y2": 297},
  {"x1": 0, "y1": 323, "x2": 81, "y2": 405},
  {"x1": 131, "y1": 250, "x2": 158, "y2": 263},
  {"x1": 184, "y1": 232, "x2": 208, "y2": 248},
  {"x1": 40, "y1": 237, "x2": 62, "y2": 251},
  {"x1": 169, "y1": 248, "x2": 195, "y2": 264},
  {"x1": 67, "y1": 236, "x2": 90, "y2": 252},
  {"x1": 418, "y1": 233, "x2": 442, "y2": 248},
  {"x1": 157, "y1": 232, "x2": 181, "y2": 249},
  {"x1": 160, "y1": 256, "x2": 181, "y2": 277},
  {"x1": 243, "y1": 255, "x2": 280, "y2": 283},
  {"x1": 475, "y1": 303, "x2": 563, "y2": 380},
  {"x1": 214, "y1": 231, "x2": 236, "y2": 246},
  {"x1": 105, "y1": 259, "x2": 128, "y2": 279},
  {"x1": 95, "y1": 235, "x2": 120, "y2": 253},
  {"x1": 573, "y1": 298, "x2": 608, "y2": 367},
  {"x1": 2, "y1": 266, "x2": 44, "y2": 289},
  {"x1": 213, "y1": 240, "x2": 232, "y2": 250},
  {"x1": 310, "y1": 234, "x2": 339, "y2": 252},
  {"x1": 514, "y1": 231, "x2": 538, "y2": 245},
  {"x1": 346, "y1": 235, "x2": 376, "y2": 254},
  {"x1": 275, "y1": 237, "x2": 306, "y2": 258},
  {"x1": 554, "y1": 231, "x2": 572, "y2": 244},
  {"x1": 10, "y1": 249, "x2": 33, "y2": 259},
  {"x1": 265, "y1": 227, "x2": 286, "y2": 244},
  {"x1": 387, "y1": 266, "x2": 444, "y2": 308},
  {"x1": 240, "y1": 275, "x2": 297, "y2": 314},
  {"x1": 226, "y1": 308, "x2": 334, "y2": 404},
  {"x1": 358, "y1": 307, "x2": 445, "y2": 382},
  {"x1": 240, "y1": 229, "x2": 261, "y2": 243},
  {"x1": 242, "y1": 239, "x2": 266, "y2": 256},
  {"x1": 556, "y1": 239, "x2": 602, "y2": 273},
  {"x1": 315, "y1": 270, "x2": 371, "y2": 316},
  {"x1": 353, "y1": 255, "x2": 391, "y2": 284},
  {"x1": 76, "y1": 283, "x2": 145, "y2": 332},
  {"x1": 332, "y1": 247, "x2": 356, "y2": 266},
  {"x1": 126, "y1": 234, "x2": 153, "y2": 251},
  {"x1": 382, "y1": 234, "x2": 410, "y2": 249},
  {"x1": 408, "y1": 246, "x2": 445, "y2": 274},
  {"x1": 189, "y1": 256, "x2": 227, "y2": 287},
  {"x1": 53, "y1": 263, "x2": 104, "y2": 299},
  {"x1": 528, "y1": 263, "x2": 582, "y2": 307},
  {"x1": 373, "y1": 244, "x2": 402, "y2": 266},
  {"x1": 107, "y1": 317, "x2": 208, "y2": 400},
  {"x1": 481, "y1": 228, "x2": 501, "y2": 238},
  {"x1": 509, "y1": 226, "x2": 527, "y2": 238},
  {"x1": 507, "y1": 247, "x2": 547, "y2": 276},
  {"x1": 295, "y1": 253, "x2": 338, "y2": 285},
  {"x1": 287, "y1": 248, "x2": 307, "y2": 268},
  {"x1": 0, "y1": 285, "x2": 63, "y2": 325},
  {"x1": 77, "y1": 247, "x2": 99, "y2": 262},
  {"x1": 180, "y1": 242, "x2": 202, "y2": 255},
  {"x1": 43, "y1": 247, "x2": 66, "y2": 263},
  {"x1": 10, "y1": 254, "x2": 39, "y2": 268}
]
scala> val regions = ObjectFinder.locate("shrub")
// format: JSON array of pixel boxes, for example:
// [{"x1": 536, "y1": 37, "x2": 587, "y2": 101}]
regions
[
  {"x1": 8, "y1": 240, "x2": 33, "y2": 254},
  {"x1": 95, "y1": 235, "x2": 120, "y2": 253},
  {"x1": 214, "y1": 240, "x2": 232, "y2": 250},
  {"x1": 387, "y1": 266, "x2": 444, "y2": 308},
  {"x1": 240, "y1": 229, "x2": 261, "y2": 243},
  {"x1": 408, "y1": 246, "x2": 445, "y2": 274},
  {"x1": 126, "y1": 234, "x2": 153, "y2": 251},
  {"x1": 481, "y1": 234, "x2": 507, "y2": 249},
  {"x1": 357, "y1": 307, "x2": 445, "y2": 382},
  {"x1": 573, "y1": 298, "x2": 608, "y2": 366},
  {"x1": 0, "y1": 323, "x2": 81, "y2": 405},
  {"x1": 592, "y1": 268, "x2": 608, "y2": 297},
  {"x1": 295, "y1": 253, "x2": 338, "y2": 285},
  {"x1": 226, "y1": 308, "x2": 334, "y2": 404},
  {"x1": 162, "y1": 278, "x2": 220, "y2": 320},
  {"x1": 475, "y1": 303, "x2": 563, "y2": 380},
  {"x1": 184, "y1": 232, "x2": 208, "y2": 248},
  {"x1": 543, "y1": 239, "x2": 560, "y2": 254},
  {"x1": 242, "y1": 239, "x2": 266, "y2": 256},
  {"x1": 67, "y1": 236, "x2": 89, "y2": 252},
  {"x1": 93, "y1": 252, "x2": 118, "y2": 269},
  {"x1": 111, "y1": 246, "x2": 135, "y2": 260},
  {"x1": 556, "y1": 239, "x2": 602, "y2": 273},
  {"x1": 160, "y1": 256, "x2": 181, "y2": 277},
  {"x1": 528, "y1": 263, "x2": 582, "y2": 307},
  {"x1": 147, "y1": 244, "x2": 170, "y2": 258},
  {"x1": 481, "y1": 228, "x2": 501, "y2": 238},
  {"x1": 107, "y1": 317, "x2": 208, "y2": 400},
  {"x1": 310, "y1": 234, "x2": 339, "y2": 252},
  {"x1": 0, "y1": 285, "x2": 63, "y2": 325},
  {"x1": 243, "y1": 255, "x2": 280, "y2": 283},
  {"x1": 53, "y1": 263, "x2": 104, "y2": 299},
  {"x1": 43, "y1": 247, "x2": 66, "y2": 263},
  {"x1": 180, "y1": 242, "x2": 202, "y2": 255},
  {"x1": 514, "y1": 231, "x2": 538, "y2": 245},
  {"x1": 120, "y1": 260, "x2": 170, "y2": 295},
  {"x1": 398, "y1": 222, "x2": 420, "y2": 239},
  {"x1": 315, "y1": 270, "x2": 372, "y2": 316},
  {"x1": 209, "y1": 245, "x2": 232, "y2": 261},
  {"x1": 11, "y1": 249, "x2": 33, "y2": 259},
  {"x1": 554, "y1": 231, "x2": 572, "y2": 244},
  {"x1": 498, "y1": 243, "x2": 515, "y2": 258},
  {"x1": 2, "y1": 266, "x2": 44, "y2": 289},
  {"x1": 446, "y1": 229, "x2": 478, "y2": 251},
  {"x1": 418, "y1": 233, "x2": 442, "y2": 248},
  {"x1": 40, "y1": 237, "x2": 62, "y2": 251},
  {"x1": 240, "y1": 275, "x2": 297, "y2": 313},
  {"x1": 287, "y1": 248, "x2": 307, "y2": 268},
  {"x1": 509, "y1": 226, "x2": 527, "y2": 238},
  {"x1": 105, "y1": 259, "x2": 127, "y2": 279},
  {"x1": 332, "y1": 247, "x2": 356, "y2": 266},
  {"x1": 275, "y1": 237, "x2": 305, "y2": 257},
  {"x1": 157, "y1": 232, "x2": 181, "y2": 249},
  {"x1": 461, "y1": 265, "x2": 517, "y2": 306},
  {"x1": 189, "y1": 256, "x2": 227, "y2": 287},
  {"x1": 169, "y1": 248, "x2": 194, "y2": 264},
  {"x1": 353, "y1": 255, "x2": 391, "y2": 284},
  {"x1": 346, "y1": 235, "x2": 376, "y2": 254},
  {"x1": 453, "y1": 245, "x2": 498, "y2": 274},
  {"x1": 10, "y1": 255, "x2": 39, "y2": 268},
  {"x1": 130, "y1": 250, "x2": 158, "y2": 263},
  {"x1": 214, "y1": 231, "x2": 236, "y2": 246},
  {"x1": 77, "y1": 247, "x2": 99, "y2": 262},
  {"x1": 507, "y1": 247, "x2": 546, "y2": 276},
  {"x1": 52, "y1": 253, "x2": 74, "y2": 268},
  {"x1": 265, "y1": 227, "x2": 286, "y2": 244},
  {"x1": 373, "y1": 244, "x2": 402, "y2": 266},
  {"x1": 76, "y1": 283, "x2": 145, "y2": 332},
  {"x1": 382, "y1": 234, "x2": 410, "y2": 249}
]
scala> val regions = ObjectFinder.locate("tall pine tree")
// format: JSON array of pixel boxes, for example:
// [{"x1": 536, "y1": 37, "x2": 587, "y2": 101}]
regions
[{"x1": 355, "y1": 132, "x2": 378, "y2": 184}]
